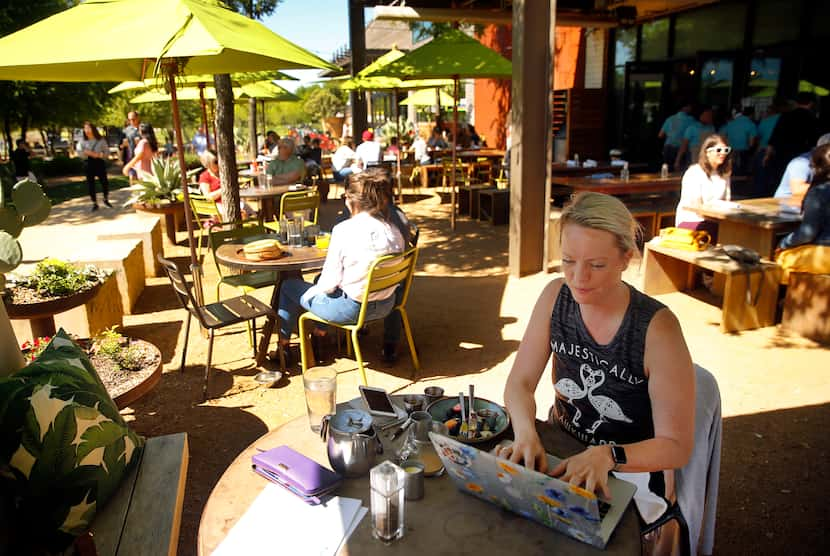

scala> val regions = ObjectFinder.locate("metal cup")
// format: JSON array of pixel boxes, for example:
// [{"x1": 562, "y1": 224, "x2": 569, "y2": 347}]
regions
[
  {"x1": 401, "y1": 460, "x2": 425, "y2": 500},
  {"x1": 402, "y1": 394, "x2": 423, "y2": 414},
  {"x1": 409, "y1": 411, "x2": 433, "y2": 442},
  {"x1": 423, "y1": 386, "x2": 444, "y2": 409}
]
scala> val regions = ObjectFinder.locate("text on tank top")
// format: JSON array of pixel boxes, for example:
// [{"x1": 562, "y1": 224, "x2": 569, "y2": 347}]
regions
[{"x1": 550, "y1": 283, "x2": 666, "y2": 447}]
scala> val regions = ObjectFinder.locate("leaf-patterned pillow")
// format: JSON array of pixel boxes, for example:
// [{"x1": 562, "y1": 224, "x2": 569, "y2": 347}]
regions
[{"x1": 0, "y1": 329, "x2": 144, "y2": 548}]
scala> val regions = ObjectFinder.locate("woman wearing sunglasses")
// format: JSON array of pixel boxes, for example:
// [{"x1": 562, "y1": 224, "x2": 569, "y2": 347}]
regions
[{"x1": 675, "y1": 134, "x2": 732, "y2": 240}]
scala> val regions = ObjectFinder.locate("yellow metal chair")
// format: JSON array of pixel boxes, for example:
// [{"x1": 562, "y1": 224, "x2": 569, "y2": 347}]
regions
[
  {"x1": 441, "y1": 158, "x2": 471, "y2": 192},
  {"x1": 208, "y1": 220, "x2": 277, "y2": 346},
  {"x1": 263, "y1": 190, "x2": 320, "y2": 233},
  {"x1": 299, "y1": 247, "x2": 420, "y2": 385},
  {"x1": 189, "y1": 193, "x2": 222, "y2": 260}
]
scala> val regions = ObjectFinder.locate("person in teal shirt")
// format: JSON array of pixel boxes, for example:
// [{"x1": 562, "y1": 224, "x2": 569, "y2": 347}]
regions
[
  {"x1": 752, "y1": 104, "x2": 782, "y2": 197},
  {"x1": 266, "y1": 138, "x2": 306, "y2": 184},
  {"x1": 675, "y1": 108, "x2": 715, "y2": 173},
  {"x1": 724, "y1": 107, "x2": 758, "y2": 176},
  {"x1": 658, "y1": 102, "x2": 694, "y2": 171}
]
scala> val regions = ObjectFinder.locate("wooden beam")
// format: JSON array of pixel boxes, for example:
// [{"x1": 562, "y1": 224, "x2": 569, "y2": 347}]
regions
[
  {"x1": 374, "y1": 5, "x2": 617, "y2": 28},
  {"x1": 509, "y1": 0, "x2": 555, "y2": 277}
]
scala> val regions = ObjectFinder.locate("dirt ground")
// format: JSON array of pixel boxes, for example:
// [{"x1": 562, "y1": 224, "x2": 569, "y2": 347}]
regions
[{"x1": 18, "y1": 184, "x2": 830, "y2": 555}]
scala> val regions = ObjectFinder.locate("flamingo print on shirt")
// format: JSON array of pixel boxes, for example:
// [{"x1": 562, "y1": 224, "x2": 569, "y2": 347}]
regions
[{"x1": 555, "y1": 363, "x2": 632, "y2": 436}]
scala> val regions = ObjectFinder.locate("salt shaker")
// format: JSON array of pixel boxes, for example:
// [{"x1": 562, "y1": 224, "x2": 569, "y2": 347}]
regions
[{"x1": 370, "y1": 461, "x2": 406, "y2": 544}]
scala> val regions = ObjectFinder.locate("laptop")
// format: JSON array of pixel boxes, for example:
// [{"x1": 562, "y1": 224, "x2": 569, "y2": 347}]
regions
[{"x1": 429, "y1": 432, "x2": 636, "y2": 549}]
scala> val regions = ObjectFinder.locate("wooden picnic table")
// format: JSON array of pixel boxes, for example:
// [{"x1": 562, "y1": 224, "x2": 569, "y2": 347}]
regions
[
  {"x1": 550, "y1": 173, "x2": 682, "y2": 196},
  {"x1": 197, "y1": 398, "x2": 641, "y2": 556},
  {"x1": 687, "y1": 197, "x2": 801, "y2": 258}
]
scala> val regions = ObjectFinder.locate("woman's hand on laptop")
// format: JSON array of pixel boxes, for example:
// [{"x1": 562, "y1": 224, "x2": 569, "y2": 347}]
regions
[
  {"x1": 496, "y1": 433, "x2": 548, "y2": 473},
  {"x1": 550, "y1": 445, "x2": 614, "y2": 499}
]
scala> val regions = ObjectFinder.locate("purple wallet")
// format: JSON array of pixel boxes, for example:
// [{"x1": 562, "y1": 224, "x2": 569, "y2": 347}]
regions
[{"x1": 252, "y1": 446, "x2": 342, "y2": 504}]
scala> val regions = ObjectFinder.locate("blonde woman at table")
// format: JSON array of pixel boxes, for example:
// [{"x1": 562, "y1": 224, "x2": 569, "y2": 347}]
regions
[
  {"x1": 198, "y1": 150, "x2": 255, "y2": 219},
  {"x1": 674, "y1": 134, "x2": 732, "y2": 242},
  {"x1": 503, "y1": 192, "x2": 694, "y2": 555},
  {"x1": 274, "y1": 169, "x2": 405, "y2": 362}
]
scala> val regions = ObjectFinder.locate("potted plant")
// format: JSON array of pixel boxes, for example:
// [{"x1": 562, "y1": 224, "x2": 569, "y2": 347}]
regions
[
  {"x1": 21, "y1": 326, "x2": 163, "y2": 408},
  {"x1": 0, "y1": 178, "x2": 51, "y2": 373},
  {"x1": 123, "y1": 157, "x2": 183, "y2": 208}
]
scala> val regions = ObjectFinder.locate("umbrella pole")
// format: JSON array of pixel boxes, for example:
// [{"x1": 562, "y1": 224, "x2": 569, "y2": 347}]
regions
[
  {"x1": 198, "y1": 82, "x2": 210, "y2": 149},
  {"x1": 394, "y1": 87, "x2": 402, "y2": 205},
  {"x1": 168, "y1": 72, "x2": 200, "y2": 273},
  {"x1": 451, "y1": 77, "x2": 458, "y2": 231}
]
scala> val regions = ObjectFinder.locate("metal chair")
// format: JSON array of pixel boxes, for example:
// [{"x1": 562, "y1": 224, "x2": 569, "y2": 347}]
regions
[
  {"x1": 263, "y1": 190, "x2": 320, "y2": 233},
  {"x1": 299, "y1": 247, "x2": 420, "y2": 385},
  {"x1": 208, "y1": 220, "x2": 278, "y2": 345},
  {"x1": 158, "y1": 254, "x2": 275, "y2": 401},
  {"x1": 189, "y1": 193, "x2": 222, "y2": 260}
]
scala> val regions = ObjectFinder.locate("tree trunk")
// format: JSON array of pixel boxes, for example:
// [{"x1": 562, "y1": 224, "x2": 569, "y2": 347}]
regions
[
  {"x1": 3, "y1": 112, "x2": 12, "y2": 161},
  {"x1": 248, "y1": 97, "x2": 258, "y2": 162},
  {"x1": 213, "y1": 74, "x2": 241, "y2": 223}
]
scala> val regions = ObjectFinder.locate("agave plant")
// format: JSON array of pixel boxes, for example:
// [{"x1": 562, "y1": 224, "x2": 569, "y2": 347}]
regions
[
  {"x1": 0, "y1": 178, "x2": 52, "y2": 372},
  {"x1": 122, "y1": 157, "x2": 183, "y2": 207}
]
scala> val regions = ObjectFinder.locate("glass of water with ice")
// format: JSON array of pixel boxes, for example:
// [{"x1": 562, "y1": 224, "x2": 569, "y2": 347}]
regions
[{"x1": 303, "y1": 366, "x2": 337, "y2": 432}]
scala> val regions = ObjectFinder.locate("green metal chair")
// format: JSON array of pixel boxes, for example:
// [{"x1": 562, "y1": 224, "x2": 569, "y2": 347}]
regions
[
  {"x1": 263, "y1": 190, "x2": 320, "y2": 234},
  {"x1": 208, "y1": 220, "x2": 278, "y2": 345}
]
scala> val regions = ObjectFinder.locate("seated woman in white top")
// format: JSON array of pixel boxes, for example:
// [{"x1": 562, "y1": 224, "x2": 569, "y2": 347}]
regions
[
  {"x1": 276, "y1": 169, "x2": 405, "y2": 352},
  {"x1": 675, "y1": 134, "x2": 732, "y2": 241}
]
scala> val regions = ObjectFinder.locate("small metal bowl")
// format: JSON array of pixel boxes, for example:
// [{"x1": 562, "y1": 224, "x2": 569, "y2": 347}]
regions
[
  {"x1": 253, "y1": 370, "x2": 283, "y2": 388},
  {"x1": 402, "y1": 394, "x2": 424, "y2": 414}
]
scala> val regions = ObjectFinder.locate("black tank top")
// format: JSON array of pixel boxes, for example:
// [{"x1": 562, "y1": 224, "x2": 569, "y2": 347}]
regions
[{"x1": 550, "y1": 282, "x2": 666, "y2": 447}]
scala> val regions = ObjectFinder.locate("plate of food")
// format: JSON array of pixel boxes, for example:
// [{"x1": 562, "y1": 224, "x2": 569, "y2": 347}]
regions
[
  {"x1": 241, "y1": 238, "x2": 285, "y2": 261},
  {"x1": 425, "y1": 396, "x2": 510, "y2": 444}
]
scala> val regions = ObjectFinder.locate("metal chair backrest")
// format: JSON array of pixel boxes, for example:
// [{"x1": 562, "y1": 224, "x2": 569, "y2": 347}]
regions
[
  {"x1": 279, "y1": 190, "x2": 320, "y2": 225},
  {"x1": 207, "y1": 219, "x2": 265, "y2": 276},
  {"x1": 355, "y1": 247, "x2": 418, "y2": 328},
  {"x1": 190, "y1": 193, "x2": 221, "y2": 225},
  {"x1": 157, "y1": 254, "x2": 209, "y2": 328}
]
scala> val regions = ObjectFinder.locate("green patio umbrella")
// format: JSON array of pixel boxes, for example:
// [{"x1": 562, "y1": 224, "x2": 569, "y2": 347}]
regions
[
  {"x1": 365, "y1": 29, "x2": 512, "y2": 229},
  {"x1": 108, "y1": 70, "x2": 298, "y2": 93},
  {"x1": 399, "y1": 89, "x2": 457, "y2": 107},
  {"x1": 0, "y1": 0, "x2": 336, "y2": 267}
]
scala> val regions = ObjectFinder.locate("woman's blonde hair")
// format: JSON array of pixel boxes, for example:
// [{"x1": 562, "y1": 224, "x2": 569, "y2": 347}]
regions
[
  {"x1": 560, "y1": 192, "x2": 640, "y2": 254},
  {"x1": 199, "y1": 149, "x2": 217, "y2": 168}
]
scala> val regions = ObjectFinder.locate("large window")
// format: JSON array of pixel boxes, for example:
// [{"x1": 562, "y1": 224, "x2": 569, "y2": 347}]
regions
[
  {"x1": 674, "y1": 3, "x2": 746, "y2": 57},
  {"x1": 614, "y1": 27, "x2": 637, "y2": 66},
  {"x1": 700, "y1": 58, "x2": 734, "y2": 108},
  {"x1": 640, "y1": 19, "x2": 669, "y2": 61},
  {"x1": 754, "y1": 0, "x2": 802, "y2": 45}
]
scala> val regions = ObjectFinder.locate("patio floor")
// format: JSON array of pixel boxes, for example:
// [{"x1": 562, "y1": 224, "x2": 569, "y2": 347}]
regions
[{"x1": 16, "y1": 183, "x2": 830, "y2": 555}]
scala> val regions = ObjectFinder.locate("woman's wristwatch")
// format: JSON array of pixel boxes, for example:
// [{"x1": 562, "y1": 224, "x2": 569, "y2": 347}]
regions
[{"x1": 610, "y1": 445, "x2": 627, "y2": 472}]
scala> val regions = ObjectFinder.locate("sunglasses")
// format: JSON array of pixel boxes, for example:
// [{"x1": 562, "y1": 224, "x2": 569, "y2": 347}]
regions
[{"x1": 706, "y1": 146, "x2": 732, "y2": 154}]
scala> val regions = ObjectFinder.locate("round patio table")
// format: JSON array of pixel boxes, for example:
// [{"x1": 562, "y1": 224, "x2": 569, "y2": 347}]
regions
[
  {"x1": 197, "y1": 398, "x2": 641, "y2": 556},
  {"x1": 214, "y1": 236, "x2": 326, "y2": 371},
  {"x1": 238, "y1": 183, "x2": 297, "y2": 223}
]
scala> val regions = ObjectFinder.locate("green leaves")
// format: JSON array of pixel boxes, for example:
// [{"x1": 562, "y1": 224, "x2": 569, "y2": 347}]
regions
[
  {"x1": 0, "y1": 230, "x2": 23, "y2": 273},
  {"x1": 123, "y1": 157, "x2": 182, "y2": 207}
]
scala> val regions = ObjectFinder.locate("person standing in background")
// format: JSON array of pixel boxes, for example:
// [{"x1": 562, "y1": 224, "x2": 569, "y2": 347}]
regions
[
  {"x1": 765, "y1": 92, "x2": 820, "y2": 196},
  {"x1": 11, "y1": 139, "x2": 34, "y2": 182},
  {"x1": 723, "y1": 106, "x2": 757, "y2": 178},
  {"x1": 658, "y1": 102, "x2": 694, "y2": 172},
  {"x1": 122, "y1": 111, "x2": 141, "y2": 183},
  {"x1": 122, "y1": 123, "x2": 158, "y2": 178},
  {"x1": 191, "y1": 126, "x2": 208, "y2": 155},
  {"x1": 78, "y1": 121, "x2": 111, "y2": 212},
  {"x1": 752, "y1": 102, "x2": 782, "y2": 197},
  {"x1": 675, "y1": 107, "x2": 715, "y2": 174}
]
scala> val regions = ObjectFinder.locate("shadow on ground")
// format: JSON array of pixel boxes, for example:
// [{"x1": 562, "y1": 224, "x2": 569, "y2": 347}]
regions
[{"x1": 716, "y1": 403, "x2": 829, "y2": 554}]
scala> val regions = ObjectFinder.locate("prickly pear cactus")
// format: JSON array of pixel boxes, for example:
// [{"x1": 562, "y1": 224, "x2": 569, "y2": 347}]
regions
[
  {"x1": 0, "y1": 178, "x2": 51, "y2": 374},
  {"x1": 0, "y1": 179, "x2": 51, "y2": 284}
]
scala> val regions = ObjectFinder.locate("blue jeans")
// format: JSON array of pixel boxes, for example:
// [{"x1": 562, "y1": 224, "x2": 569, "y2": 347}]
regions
[
  {"x1": 278, "y1": 278, "x2": 396, "y2": 338},
  {"x1": 333, "y1": 167, "x2": 354, "y2": 182},
  {"x1": 383, "y1": 285, "x2": 405, "y2": 344}
]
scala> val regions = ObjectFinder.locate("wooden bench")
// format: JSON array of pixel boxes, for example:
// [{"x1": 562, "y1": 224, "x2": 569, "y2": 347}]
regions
[
  {"x1": 83, "y1": 433, "x2": 189, "y2": 556},
  {"x1": 782, "y1": 272, "x2": 830, "y2": 344},
  {"x1": 643, "y1": 241, "x2": 781, "y2": 333}
]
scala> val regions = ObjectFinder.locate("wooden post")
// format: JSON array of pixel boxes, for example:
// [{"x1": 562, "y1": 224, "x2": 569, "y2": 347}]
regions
[
  {"x1": 509, "y1": 0, "x2": 555, "y2": 276},
  {"x1": 348, "y1": 1, "x2": 368, "y2": 141},
  {"x1": 167, "y1": 71, "x2": 198, "y2": 269},
  {"x1": 451, "y1": 77, "x2": 459, "y2": 230}
]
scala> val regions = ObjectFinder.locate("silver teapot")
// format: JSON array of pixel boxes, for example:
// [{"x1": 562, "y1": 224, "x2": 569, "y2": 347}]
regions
[{"x1": 320, "y1": 409, "x2": 383, "y2": 478}]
